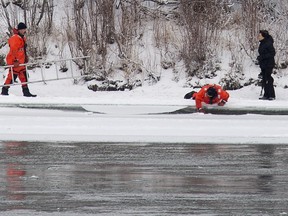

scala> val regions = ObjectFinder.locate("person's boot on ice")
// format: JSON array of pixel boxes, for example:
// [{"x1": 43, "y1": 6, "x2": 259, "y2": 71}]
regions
[
  {"x1": 1, "y1": 87, "x2": 9, "y2": 96},
  {"x1": 22, "y1": 87, "x2": 37, "y2": 97}
]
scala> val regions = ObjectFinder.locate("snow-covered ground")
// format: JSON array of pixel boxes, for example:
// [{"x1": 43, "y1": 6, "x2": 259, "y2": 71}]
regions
[
  {"x1": 1, "y1": 106, "x2": 288, "y2": 144},
  {"x1": 0, "y1": 67, "x2": 287, "y2": 144}
]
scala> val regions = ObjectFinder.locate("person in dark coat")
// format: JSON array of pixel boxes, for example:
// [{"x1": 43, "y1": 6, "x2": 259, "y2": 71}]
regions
[{"x1": 257, "y1": 30, "x2": 276, "y2": 100}]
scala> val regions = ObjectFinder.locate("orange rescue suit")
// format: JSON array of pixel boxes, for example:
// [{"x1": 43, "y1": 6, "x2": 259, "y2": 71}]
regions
[
  {"x1": 5, "y1": 29, "x2": 28, "y2": 87},
  {"x1": 6, "y1": 29, "x2": 27, "y2": 72},
  {"x1": 192, "y1": 84, "x2": 230, "y2": 109}
]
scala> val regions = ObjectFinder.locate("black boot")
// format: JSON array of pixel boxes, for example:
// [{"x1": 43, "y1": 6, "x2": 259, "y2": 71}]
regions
[
  {"x1": 1, "y1": 87, "x2": 9, "y2": 96},
  {"x1": 184, "y1": 91, "x2": 196, "y2": 99},
  {"x1": 22, "y1": 87, "x2": 37, "y2": 97}
]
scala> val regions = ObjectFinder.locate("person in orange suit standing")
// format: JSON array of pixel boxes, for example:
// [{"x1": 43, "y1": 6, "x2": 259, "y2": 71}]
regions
[
  {"x1": 1, "y1": 22, "x2": 36, "y2": 97},
  {"x1": 184, "y1": 84, "x2": 230, "y2": 112}
]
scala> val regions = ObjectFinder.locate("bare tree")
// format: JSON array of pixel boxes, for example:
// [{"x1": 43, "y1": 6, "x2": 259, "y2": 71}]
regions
[
  {"x1": 0, "y1": 0, "x2": 54, "y2": 59},
  {"x1": 26, "y1": 0, "x2": 54, "y2": 58},
  {"x1": 66, "y1": 0, "x2": 115, "y2": 75},
  {"x1": 240, "y1": 0, "x2": 262, "y2": 54},
  {"x1": 179, "y1": 0, "x2": 229, "y2": 77}
]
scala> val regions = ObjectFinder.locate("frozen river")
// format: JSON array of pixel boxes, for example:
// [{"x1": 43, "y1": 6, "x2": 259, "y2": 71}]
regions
[
  {"x1": 0, "y1": 106, "x2": 288, "y2": 144},
  {"x1": 1, "y1": 106, "x2": 288, "y2": 215},
  {"x1": 1, "y1": 142, "x2": 288, "y2": 216}
]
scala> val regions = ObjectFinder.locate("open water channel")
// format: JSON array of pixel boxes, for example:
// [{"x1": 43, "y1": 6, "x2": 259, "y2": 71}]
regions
[{"x1": 0, "y1": 142, "x2": 288, "y2": 216}]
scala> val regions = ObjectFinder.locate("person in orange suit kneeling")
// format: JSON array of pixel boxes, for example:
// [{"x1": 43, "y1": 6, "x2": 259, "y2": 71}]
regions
[{"x1": 184, "y1": 84, "x2": 229, "y2": 112}]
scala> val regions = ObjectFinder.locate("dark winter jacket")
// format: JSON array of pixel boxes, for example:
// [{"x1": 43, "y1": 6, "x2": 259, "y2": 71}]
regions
[{"x1": 258, "y1": 35, "x2": 275, "y2": 69}]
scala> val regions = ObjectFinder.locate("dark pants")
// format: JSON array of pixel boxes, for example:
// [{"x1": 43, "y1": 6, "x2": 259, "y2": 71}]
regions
[{"x1": 261, "y1": 67, "x2": 275, "y2": 98}]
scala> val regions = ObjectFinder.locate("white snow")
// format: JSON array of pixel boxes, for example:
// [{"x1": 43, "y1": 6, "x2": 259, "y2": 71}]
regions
[{"x1": 0, "y1": 68, "x2": 287, "y2": 144}]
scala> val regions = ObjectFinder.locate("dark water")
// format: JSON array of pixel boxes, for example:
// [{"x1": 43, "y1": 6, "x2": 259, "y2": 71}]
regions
[
  {"x1": 174, "y1": 107, "x2": 288, "y2": 115},
  {"x1": 1, "y1": 142, "x2": 288, "y2": 215}
]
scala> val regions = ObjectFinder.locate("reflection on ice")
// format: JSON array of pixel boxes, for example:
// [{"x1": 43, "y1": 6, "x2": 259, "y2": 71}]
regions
[
  {"x1": 2, "y1": 142, "x2": 27, "y2": 204},
  {"x1": 0, "y1": 142, "x2": 288, "y2": 215}
]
